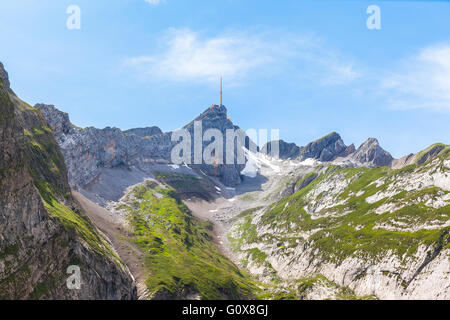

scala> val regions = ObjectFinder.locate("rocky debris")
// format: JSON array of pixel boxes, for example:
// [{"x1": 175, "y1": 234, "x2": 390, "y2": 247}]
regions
[
  {"x1": 350, "y1": 138, "x2": 393, "y2": 167},
  {"x1": 298, "y1": 132, "x2": 348, "y2": 162},
  {"x1": 0, "y1": 64, "x2": 137, "y2": 299},
  {"x1": 0, "y1": 62, "x2": 10, "y2": 89}
]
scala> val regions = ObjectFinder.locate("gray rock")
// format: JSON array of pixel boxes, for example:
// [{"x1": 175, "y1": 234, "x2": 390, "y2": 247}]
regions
[
  {"x1": 299, "y1": 132, "x2": 348, "y2": 162},
  {"x1": 261, "y1": 140, "x2": 301, "y2": 159},
  {"x1": 350, "y1": 138, "x2": 393, "y2": 167},
  {"x1": 183, "y1": 104, "x2": 254, "y2": 186},
  {"x1": 0, "y1": 62, "x2": 10, "y2": 89},
  {"x1": 37, "y1": 103, "x2": 250, "y2": 188},
  {"x1": 124, "y1": 127, "x2": 162, "y2": 137},
  {"x1": 0, "y1": 71, "x2": 136, "y2": 299}
]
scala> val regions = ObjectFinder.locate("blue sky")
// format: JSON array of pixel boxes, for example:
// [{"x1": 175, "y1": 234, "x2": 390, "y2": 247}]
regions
[{"x1": 1, "y1": 0, "x2": 450, "y2": 158}]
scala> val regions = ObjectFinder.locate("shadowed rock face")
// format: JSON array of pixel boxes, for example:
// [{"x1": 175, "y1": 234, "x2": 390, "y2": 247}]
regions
[
  {"x1": 0, "y1": 64, "x2": 137, "y2": 300},
  {"x1": 351, "y1": 138, "x2": 393, "y2": 167},
  {"x1": 261, "y1": 140, "x2": 301, "y2": 159},
  {"x1": 298, "y1": 132, "x2": 349, "y2": 162},
  {"x1": 183, "y1": 104, "x2": 254, "y2": 186},
  {"x1": 0, "y1": 62, "x2": 10, "y2": 89}
]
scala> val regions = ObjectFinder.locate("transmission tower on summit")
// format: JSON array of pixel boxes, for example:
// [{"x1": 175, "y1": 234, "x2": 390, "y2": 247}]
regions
[{"x1": 220, "y1": 76, "x2": 223, "y2": 106}]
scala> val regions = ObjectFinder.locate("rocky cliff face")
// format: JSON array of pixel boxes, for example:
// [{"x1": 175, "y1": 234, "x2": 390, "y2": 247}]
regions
[
  {"x1": 298, "y1": 132, "x2": 349, "y2": 161},
  {"x1": 0, "y1": 65, "x2": 137, "y2": 299},
  {"x1": 261, "y1": 140, "x2": 301, "y2": 160},
  {"x1": 37, "y1": 103, "x2": 173, "y2": 188},
  {"x1": 0, "y1": 62, "x2": 10, "y2": 89},
  {"x1": 263, "y1": 133, "x2": 393, "y2": 170},
  {"x1": 350, "y1": 138, "x2": 393, "y2": 167},
  {"x1": 183, "y1": 104, "x2": 253, "y2": 186},
  {"x1": 38, "y1": 104, "x2": 248, "y2": 188}
]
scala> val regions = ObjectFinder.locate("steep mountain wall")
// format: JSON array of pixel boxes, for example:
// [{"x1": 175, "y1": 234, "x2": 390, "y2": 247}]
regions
[{"x1": 0, "y1": 63, "x2": 137, "y2": 299}]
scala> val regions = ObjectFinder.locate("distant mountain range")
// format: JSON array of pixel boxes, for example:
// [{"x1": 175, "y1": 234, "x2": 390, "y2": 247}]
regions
[{"x1": 1, "y1": 61, "x2": 449, "y2": 300}]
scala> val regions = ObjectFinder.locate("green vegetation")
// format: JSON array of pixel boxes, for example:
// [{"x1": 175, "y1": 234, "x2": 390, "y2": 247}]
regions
[
  {"x1": 43, "y1": 199, "x2": 121, "y2": 263},
  {"x1": 235, "y1": 158, "x2": 450, "y2": 266},
  {"x1": 17, "y1": 103, "x2": 122, "y2": 265},
  {"x1": 295, "y1": 171, "x2": 317, "y2": 188},
  {"x1": 121, "y1": 181, "x2": 257, "y2": 299},
  {"x1": 155, "y1": 171, "x2": 213, "y2": 201}
]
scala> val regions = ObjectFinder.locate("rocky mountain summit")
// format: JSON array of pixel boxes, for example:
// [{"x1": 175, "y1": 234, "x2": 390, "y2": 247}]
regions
[
  {"x1": 263, "y1": 133, "x2": 393, "y2": 168},
  {"x1": 349, "y1": 137, "x2": 393, "y2": 167},
  {"x1": 37, "y1": 103, "x2": 249, "y2": 189},
  {"x1": 0, "y1": 63, "x2": 136, "y2": 299},
  {"x1": 298, "y1": 132, "x2": 351, "y2": 161}
]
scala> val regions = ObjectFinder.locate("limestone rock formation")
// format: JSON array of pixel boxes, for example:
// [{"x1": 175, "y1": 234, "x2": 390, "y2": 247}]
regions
[
  {"x1": 261, "y1": 140, "x2": 301, "y2": 159},
  {"x1": 298, "y1": 132, "x2": 349, "y2": 161},
  {"x1": 350, "y1": 138, "x2": 393, "y2": 167},
  {"x1": 0, "y1": 64, "x2": 137, "y2": 300},
  {"x1": 38, "y1": 103, "x2": 250, "y2": 188}
]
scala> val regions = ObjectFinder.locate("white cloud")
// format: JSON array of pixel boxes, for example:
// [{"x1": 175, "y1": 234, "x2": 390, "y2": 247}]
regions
[
  {"x1": 144, "y1": 0, "x2": 163, "y2": 5},
  {"x1": 124, "y1": 28, "x2": 360, "y2": 86},
  {"x1": 381, "y1": 44, "x2": 450, "y2": 112}
]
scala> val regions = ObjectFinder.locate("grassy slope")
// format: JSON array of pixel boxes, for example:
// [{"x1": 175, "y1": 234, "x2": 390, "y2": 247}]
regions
[
  {"x1": 20, "y1": 99, "x2": 122, "y2": 265},
  {"x1": 253, "y1": 158, "x2": 450, "y2": 263},
  {"x1": 229, "y1": 150, "x2": 449, "y2": 299},
  {"x1": 1, "y1": 81, "x2": 124, "y2": 298},
  {"x1": 120, "y1": 181, "x2": 257, "y2": 299}
]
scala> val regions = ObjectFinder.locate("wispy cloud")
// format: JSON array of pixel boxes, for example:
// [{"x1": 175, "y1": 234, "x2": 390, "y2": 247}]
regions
[
  {"x1": 381, "y1": 44, "x2": 450, "y2": 112},
  {"x1": 124, "y1": 28, "x2": 360, "y2": 86},
  {"x1": 144, "y1": 0, "x2": 163, "y2": 5}
]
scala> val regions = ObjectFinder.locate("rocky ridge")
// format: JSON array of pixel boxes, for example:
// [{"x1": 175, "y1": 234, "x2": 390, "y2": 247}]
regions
[
  {"x1": 0, "y1": 63, "x2": 137, "y2": 299},
  {"x1": 37, "y1": 103, "x2": 249, "y2": 189},
  {"x1": 264, "y1": 133, "x2": 394, "y2": 168}
]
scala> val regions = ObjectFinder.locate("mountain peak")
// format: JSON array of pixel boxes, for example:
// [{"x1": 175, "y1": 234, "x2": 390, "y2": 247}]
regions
[
  {"x1": 299, "y1": 131, "x2": 347, "y2": 161},
  {"x1": 361, "y1": 137, "x2": 379, "y2": 146},
  {"x1": 351, "y1": 137, "x2": 393, "y2": 167},
  {"x1": 0, "y1": 61, "x2": 10, "y2": 89},
  {"x1": 195, "y1": 104, "x2": 228, "y2": 121}
]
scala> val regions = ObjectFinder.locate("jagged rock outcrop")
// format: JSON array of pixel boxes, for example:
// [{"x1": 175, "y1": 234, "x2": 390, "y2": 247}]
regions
[
  {"x1": 37, "y1": 103, "x2": 172, "y2": 188},
  {"x1": 183, "y1": 104, "x2": 254, "y2": 186},
  {"x1": 261, "y1": 140, "x2": 301, "y2": 159},
  {"x1": 38, "y1": 103, "x2": 249, "y2": 188},
  {"x1": 350, "y1": 138, "x2": 393, "y2": 167},
  {"x1": 0, "y1": 62, "x2": 10, "y2": 89},
  {"x1": 392, "y1": 143, "x2": 449, "y2": 169},
  {"x1": 0, "y1": 65, "x2": 137, "y2": 299},
  {"x1": 298, "y1": 132, "x2": 349, "y2": 162}
]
